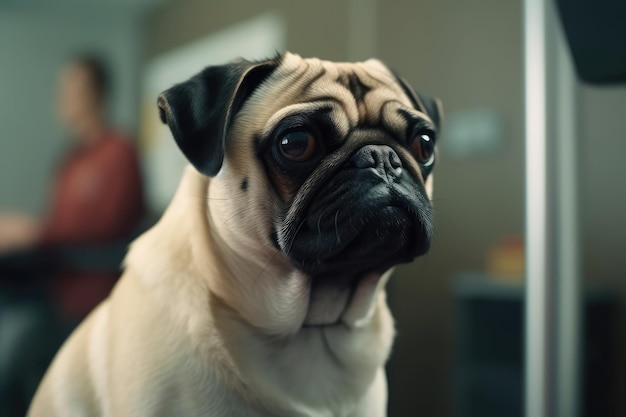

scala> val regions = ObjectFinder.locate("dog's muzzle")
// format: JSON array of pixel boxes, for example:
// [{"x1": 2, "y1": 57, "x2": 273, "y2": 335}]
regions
[{"x1": 287, "y1": 144, "x2": 433, "y2": 276}]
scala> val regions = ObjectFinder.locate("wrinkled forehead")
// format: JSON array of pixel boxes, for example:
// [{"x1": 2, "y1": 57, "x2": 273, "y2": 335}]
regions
[{"x1": 235, "y1": 53, "x2": 432, "y2": 142}]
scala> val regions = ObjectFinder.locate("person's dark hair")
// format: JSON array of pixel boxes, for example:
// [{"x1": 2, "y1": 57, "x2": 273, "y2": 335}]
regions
[{"x1": 71, "y1": 54, "x2": 111, "y2": 102}]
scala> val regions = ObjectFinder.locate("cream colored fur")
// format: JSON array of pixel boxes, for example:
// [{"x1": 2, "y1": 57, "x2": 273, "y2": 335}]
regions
[{"x1": 28, "y1": 53, "x2": 436, "y2": 417}]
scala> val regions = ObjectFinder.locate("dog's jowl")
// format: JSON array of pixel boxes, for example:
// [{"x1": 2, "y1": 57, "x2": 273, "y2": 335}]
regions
[{"x1": 28, "y1": 52, "x2": 442, "y2": 417}]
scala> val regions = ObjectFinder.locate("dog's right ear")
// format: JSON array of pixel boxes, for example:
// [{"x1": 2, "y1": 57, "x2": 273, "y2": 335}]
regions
[
  {"x1": 157, "y1": 58, "x2": 279, "y2": 176},
  {"x1": 393, "y1": 74, "x2": 444, "y2": 132}
]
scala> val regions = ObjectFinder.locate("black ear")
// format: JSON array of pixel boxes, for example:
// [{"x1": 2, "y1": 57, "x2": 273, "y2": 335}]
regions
[
  {"x1": 157, "y1": 58, "x2": 279, "y2": 176},
  {"x1": 414, "y1": 90, "x2": 444, "y2": 131},
  {"x1": 394, "y1": 75, "x2": 444, "y2": 131}
]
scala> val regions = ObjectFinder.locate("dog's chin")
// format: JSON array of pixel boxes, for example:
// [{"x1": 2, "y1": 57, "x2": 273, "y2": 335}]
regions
[
  {"x1": 327, "y1": 206, "x2": 423, "y2": 271},
  {"x1": 289, "y1": 205, "x2": 429, "y2": 328},
  {"x1": 282, "y1": 173, "x2": 433, "y2": 326},
  {"x1": 288, "y1": 205, "x2": 429, "y2": 278}
]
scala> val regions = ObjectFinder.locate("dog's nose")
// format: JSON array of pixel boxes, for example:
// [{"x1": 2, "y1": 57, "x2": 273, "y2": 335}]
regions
[{"x1": 350, "y1": 145, "x2": 403, "y2": 178}]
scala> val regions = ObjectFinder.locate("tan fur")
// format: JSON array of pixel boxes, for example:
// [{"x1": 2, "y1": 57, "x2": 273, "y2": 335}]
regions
[{"x1": 28, "y1": 53, "x2": 436, "y2": 417}]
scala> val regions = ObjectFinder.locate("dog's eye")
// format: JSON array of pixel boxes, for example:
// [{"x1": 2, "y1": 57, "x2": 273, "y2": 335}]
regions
[
  {"x1": 411, "y1": 133, "x2": 435, "y2": 167},
  {"x1": 279, "y1": 131, "x2": 317, "y2": 162}
]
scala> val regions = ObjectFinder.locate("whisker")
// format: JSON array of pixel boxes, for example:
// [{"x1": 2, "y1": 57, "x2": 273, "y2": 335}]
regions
[
  {"x1": 189, "y1": 189, "x2": 250, "y2": 202},
  {"x1": 220, "y1": 206, "x2": 251, "y2": 227},
  {"x1": 254, "y1": 249, "x2": 281, "y2": 282},
  {"x1": 285, "y1": 216, "x2": 309, "y2": 256},
  {"x1": 334, "y1": 210, "x2": 341, "y2": 245},
  {"x1": 317, "y1": 213, "x2": 323, "y2": 235}
]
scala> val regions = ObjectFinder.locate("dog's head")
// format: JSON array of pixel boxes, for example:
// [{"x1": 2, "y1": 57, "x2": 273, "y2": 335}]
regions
[{"x1": 158, "y1": 52, "x2": 441, "y2": 329}]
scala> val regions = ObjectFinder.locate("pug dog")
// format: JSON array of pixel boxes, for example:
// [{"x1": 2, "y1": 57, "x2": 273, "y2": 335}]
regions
[{"x1": 28, "y1": 52, "x2": 442, "y2": 417}]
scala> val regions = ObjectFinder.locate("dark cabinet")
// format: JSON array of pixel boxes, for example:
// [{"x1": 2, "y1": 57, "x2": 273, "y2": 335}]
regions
[{"x1": 454, "y1": 274, "x2": 616, "y2": 417}]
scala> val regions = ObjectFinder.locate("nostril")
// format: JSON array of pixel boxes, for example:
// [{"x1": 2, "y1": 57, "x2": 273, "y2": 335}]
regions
[
  {"x1": 350, "y1": 147, "x2": 377, "y2": 168},
  {"x1": 388, "y1": 150, "x2": 402, "y2": 169},
  {"x1": 350, "y1": 145, "x2": 403, "y2": 173}
]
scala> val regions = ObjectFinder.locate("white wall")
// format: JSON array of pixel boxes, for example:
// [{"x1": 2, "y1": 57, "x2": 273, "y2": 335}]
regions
[
  {"x1": 140, "y1": 13, "x2": 285, "y2": 211},
  {"x1": 0, "y1": 9, "x2": 142, "y2": 214}
]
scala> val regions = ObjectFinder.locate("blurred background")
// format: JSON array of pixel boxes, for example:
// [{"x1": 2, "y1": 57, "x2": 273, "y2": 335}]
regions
[{"x1": 0, "y1": 0, "x2": 624, "y2": 416}]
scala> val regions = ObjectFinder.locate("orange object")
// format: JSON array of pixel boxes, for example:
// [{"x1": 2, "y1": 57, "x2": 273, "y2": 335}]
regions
[{"x1": 486, "y1": 235, "x2": 524, "y2": 281}]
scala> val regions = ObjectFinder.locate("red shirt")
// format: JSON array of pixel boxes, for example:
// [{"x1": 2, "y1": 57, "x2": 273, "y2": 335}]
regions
[{"x1": 41, "y1": 131, "x2": 144, "y2": 319}]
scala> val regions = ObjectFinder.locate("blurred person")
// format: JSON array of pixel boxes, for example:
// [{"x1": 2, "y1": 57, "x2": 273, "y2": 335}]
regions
[
  {"x1": 0, "y1": 55, "x2": 144, "y2": 316},
  {"x1": 0, "y1": 55, "x2": 144, "y2": 415}
]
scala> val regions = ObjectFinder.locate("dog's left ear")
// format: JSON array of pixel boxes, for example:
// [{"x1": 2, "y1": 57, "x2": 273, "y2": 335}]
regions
[
  {"x1": 394, "y1": 75, "x2": 444, "y2": 131},
  {"x1": 157, "y1": 58, "x2": 279, "y2": 176}
]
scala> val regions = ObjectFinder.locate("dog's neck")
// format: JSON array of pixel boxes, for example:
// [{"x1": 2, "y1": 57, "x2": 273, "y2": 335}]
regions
[
  {"x1": 129, "y1": 166, "x2": 310, "y2": 334},
  {"x1": 126, "y1": 166, "x2": 394, "y2": 416}
]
